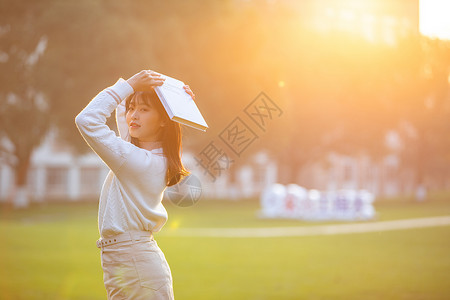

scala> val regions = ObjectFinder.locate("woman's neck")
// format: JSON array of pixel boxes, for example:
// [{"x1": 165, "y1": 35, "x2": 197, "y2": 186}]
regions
[{"x1": 138, "y1": 140, "x2": 162, "y2": 151}]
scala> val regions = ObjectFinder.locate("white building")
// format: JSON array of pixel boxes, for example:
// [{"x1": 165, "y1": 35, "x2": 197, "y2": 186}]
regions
[
  {"x1": 0, "y1": 130, "x2": 279, "y2": 203},
  {"x1": 0, "y1": 125, "x2": 413, "y2": 205}
]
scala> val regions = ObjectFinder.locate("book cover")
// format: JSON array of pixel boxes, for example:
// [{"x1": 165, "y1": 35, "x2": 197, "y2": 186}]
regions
[{"x1": 154, "y1": 74, "x2": 208, "y2": 132}]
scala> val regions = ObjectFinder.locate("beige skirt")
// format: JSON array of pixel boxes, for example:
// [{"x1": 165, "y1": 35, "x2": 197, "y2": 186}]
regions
[{"x1": 97, "y1": 231, "x2": 174, "y2": 300}]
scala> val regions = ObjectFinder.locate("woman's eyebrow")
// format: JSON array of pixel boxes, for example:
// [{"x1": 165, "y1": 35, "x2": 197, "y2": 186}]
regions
[
  {"x1": 139, "y1": 103, "x2": 151, "y2": 108},
  {"x1": 140, "y1": 102, "x2": 152, "y2": 107},
  {"x1": 130, "y1": 101, "x2": 150, "y2": 107}
]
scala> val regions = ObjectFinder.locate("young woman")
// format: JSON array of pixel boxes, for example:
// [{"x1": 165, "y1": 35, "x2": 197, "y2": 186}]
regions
[{"x1": 75, "y1": 70, "x2": 194, "y2": 299}]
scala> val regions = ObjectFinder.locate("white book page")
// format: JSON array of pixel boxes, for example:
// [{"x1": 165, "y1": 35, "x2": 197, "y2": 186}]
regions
[{"x1": 155, "y1": 73, "x2": 208, "y2": 129}]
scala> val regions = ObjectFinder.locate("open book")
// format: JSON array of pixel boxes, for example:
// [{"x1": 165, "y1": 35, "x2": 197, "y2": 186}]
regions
[{"x1": 154, "y1": 74, "x2": 208, "y2": 132}]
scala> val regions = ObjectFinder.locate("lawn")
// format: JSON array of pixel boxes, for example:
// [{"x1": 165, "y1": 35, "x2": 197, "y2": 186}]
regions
[{"x1": 0, "y1": 196, "x2": 449, "y2": 299}]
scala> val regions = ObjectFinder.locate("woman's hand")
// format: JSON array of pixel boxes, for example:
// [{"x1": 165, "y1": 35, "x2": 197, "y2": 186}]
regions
[
  {"x1": 183, "y1": 85, "x2": 195, "y2": 100},
  {"x1": 126, "y1": 70, "x2": 165, "y2": 92}
]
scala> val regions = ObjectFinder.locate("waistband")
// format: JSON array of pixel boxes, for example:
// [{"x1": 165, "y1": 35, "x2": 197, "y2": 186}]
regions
[{"x1": 96, "y1": 230, "x2": 153, "y2": 249}]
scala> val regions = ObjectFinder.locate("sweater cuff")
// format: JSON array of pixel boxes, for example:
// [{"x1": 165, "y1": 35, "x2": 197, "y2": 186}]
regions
[{"x1": 108, "y1": 78, "x2": 134, "y2": 103}]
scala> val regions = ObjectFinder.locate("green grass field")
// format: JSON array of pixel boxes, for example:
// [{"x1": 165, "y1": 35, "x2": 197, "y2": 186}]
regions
[{"x1": 1, "y1": 196, "x2": 449, "y2": 299}]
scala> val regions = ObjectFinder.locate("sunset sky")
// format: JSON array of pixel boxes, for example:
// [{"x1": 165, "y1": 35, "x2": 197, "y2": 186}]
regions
[{"x1": 420, "y1": 0, "x2": 450, "y2": 40}]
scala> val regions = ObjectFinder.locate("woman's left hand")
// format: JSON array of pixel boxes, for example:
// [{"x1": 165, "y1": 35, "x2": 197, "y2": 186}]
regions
[{"x1": 183, "y1": 85, "x2": 195, "y2": 100}]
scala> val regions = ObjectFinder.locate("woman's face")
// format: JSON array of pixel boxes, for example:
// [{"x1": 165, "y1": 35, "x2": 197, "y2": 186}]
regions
[{"x1": 126, "y1": 95, "x2": 164, "y2": 142}]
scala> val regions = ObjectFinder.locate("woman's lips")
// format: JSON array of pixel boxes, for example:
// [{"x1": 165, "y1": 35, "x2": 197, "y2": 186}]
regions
[{"x1": 129, "y1": 122, "x2": 141, "y2": 129}]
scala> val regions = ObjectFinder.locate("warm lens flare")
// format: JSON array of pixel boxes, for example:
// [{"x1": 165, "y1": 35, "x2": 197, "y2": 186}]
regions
[{"x1": 420, "y1": 0, "x2": 450, "y2": 40}]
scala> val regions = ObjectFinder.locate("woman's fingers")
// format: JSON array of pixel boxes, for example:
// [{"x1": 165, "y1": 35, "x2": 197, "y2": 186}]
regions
[
  {"x1": 146, "y1": 71, "x2": 160, "y2": 79},
  {"x1": 146, "y1": 70, "x2": 165, "y2": 86},
  {"x1": 153, "y1": 80, "x2": 165, "y2": 86},
  {"x1": 147, "y1": 70, "x2": 164, "y2": 82},
  {"x1": 127, "y1": 70, "x2": 166, "y2": 91},
  {"x1": 183, "y1": 85, "x2": 195, "y2": 99}
]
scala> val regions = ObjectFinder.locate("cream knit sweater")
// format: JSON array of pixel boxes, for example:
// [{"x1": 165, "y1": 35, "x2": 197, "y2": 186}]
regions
[{"x1": 75, "y1": 78, "x2": 168, "y2": 238}]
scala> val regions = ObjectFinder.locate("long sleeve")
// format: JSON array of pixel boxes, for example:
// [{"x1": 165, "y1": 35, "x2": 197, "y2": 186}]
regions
[
  {"x1": 116, "y1": 95, "x2": 131, "y2": 142},
  {"x1": 75, "y1": 78, "x2": 134, "y2": 173},
  {"x1": 75, "y1": 78, "x2": 169, "y2": 237}
]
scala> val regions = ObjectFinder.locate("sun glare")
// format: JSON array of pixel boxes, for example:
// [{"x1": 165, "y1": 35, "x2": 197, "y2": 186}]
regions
[
  {"x1": 169, "y1": 219, "x2": 180, "y2": 229},
  {"x1": 420, "y1": 0, "x2": 450, "y2": 40}
]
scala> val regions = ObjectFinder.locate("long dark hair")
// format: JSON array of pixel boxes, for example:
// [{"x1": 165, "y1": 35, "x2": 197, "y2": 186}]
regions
[{"x1": 125, "y1": 89, "x2": 189, "y2": 187}]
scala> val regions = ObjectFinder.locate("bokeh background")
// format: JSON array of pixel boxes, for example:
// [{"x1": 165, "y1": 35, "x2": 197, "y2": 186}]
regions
[{"x1": 0, "y1": 0, "x2": 450, "y2": 299}]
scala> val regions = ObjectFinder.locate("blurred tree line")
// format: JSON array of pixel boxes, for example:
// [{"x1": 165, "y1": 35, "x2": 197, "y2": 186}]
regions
[{"x1": 1, "y1": 0, "x2": 449, "y2": 205}]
